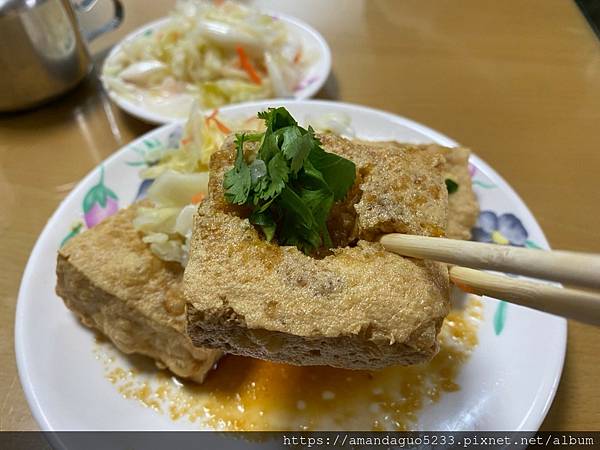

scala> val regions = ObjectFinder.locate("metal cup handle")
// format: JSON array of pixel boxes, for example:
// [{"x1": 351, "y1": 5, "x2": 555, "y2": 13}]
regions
[{"x1": 74, "y1": 0, "x2": 124, "y2": 42}]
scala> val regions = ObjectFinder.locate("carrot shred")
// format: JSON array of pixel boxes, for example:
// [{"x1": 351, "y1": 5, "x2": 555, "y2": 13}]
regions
[
  {"x1": 180, "y1": 137, "x2": 192, "y2": 146},
  {"x1": 236, "y1": 46, "x2": 262, "y2": 84},
  {"x1": 293, "y1": 49, "x2": 302, "y2": 64},
  {"x1": 191, "y1": 192, "x2": 205, "y2": 204},
  {"x1": 212, "y1": 117, "x2": 232, "y2": 134},
  {"x1": 205, "y1": 109, "x2": 232, "y2": 134}
]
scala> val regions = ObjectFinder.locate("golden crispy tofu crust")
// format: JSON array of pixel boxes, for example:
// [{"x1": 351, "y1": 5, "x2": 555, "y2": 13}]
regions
[
  {"x1": 186, "y1": 202, "x2": 449, "y2": 369},
  {"x1": 352, "y1": 138, "x2": 479, "y2": 240},
  {"x1": 56, "y1": 204, "x2": 221, "y2": 382},
  {"x1": 434, "y1": 145, "x2": 479, "y2": 240},
  {"x1": 184, "y1": 135, "x2": 456, "y2": 369},
  {"x1": 319, "y1": 134, "x2": 449, "y2": 241}
]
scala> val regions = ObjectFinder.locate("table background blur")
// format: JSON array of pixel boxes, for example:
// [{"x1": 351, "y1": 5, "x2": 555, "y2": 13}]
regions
[{"x1": 1, "y1": 0, "x2": 599, "y2": 430}]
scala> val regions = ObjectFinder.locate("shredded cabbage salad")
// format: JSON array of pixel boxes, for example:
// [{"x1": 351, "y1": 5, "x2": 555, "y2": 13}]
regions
[
  {"x1": 103, "y1": 0, "x2": 310, "y2": 118},
  {"x1": 134, "y1": 106, "x2": 354, "y2": 266}
]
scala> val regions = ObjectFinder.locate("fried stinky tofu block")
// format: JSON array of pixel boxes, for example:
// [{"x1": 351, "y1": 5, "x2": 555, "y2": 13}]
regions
[
  {"x1": 434, "y1": 145, "x2": 479, "y2": 240},
  {"x1": 319, "y1": 134, "x2": 450, "y2": 243},
  {"x1": 56, "y1": 204, "x2": 221, "y2": 383},
  {"x1": 329, "y1": 136, "x2": 479, "y2": 241},
  {"x1": 186, "y1": 201, "x2": 449, "y2": 369},
  {"x1": 184, "y1": 136, "x2": 453, "y2": 369}
]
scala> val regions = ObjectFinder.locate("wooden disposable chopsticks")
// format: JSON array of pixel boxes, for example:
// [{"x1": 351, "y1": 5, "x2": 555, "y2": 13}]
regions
[{"x1": 380, "y1": 234, "x2": 600, "y2": 326}]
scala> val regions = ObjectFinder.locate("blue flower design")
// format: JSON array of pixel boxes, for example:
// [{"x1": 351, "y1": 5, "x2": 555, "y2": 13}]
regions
[
  {"x1": 472, "y1": 211, "x2": 528, "y2": 246},
  {"x1": 134, "y1": 178, "x2": 155, "y2": 201},
  {"x1": 470, "y1": 211, "x2": 536, "y2": 337}
]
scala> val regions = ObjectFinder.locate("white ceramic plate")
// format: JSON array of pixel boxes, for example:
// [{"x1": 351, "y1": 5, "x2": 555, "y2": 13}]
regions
[
  {"x1": 15, "y1": 100, "x2": 566, "y2": 432},
  {"x1": 101, "y1": 13, "x2": 331, "y2": 124}
]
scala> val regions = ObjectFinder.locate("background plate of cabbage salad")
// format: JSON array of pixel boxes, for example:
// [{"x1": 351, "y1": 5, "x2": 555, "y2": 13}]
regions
[{"x1": 101, "y1": 0, "x2": 331, "y2": 124}]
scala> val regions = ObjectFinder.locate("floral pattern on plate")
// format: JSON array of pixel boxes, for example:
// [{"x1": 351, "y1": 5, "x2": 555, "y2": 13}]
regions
[
  {"x1": 60, "y1": 166, "x2": 120, "y2": 247},
  {"x1": 471, "y1": 210, "x2": 542, "y2": 335},
  {"x1": 473, "y1": 211, "x2": 528, "y2": 246}
]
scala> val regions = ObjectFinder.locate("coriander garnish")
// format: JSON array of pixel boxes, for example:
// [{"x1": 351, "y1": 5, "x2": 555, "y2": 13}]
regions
[
  {"x1": 223, "y1": 107, "x2": 356, "y2": 254},
  {"x1": 445, "y1": 178, "x2": 459, "y2": 194}
]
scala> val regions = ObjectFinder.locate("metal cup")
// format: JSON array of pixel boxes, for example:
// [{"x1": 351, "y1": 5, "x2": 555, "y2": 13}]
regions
[{"x1": 0, "y1": 0, "x2": 123, "y2": 112}]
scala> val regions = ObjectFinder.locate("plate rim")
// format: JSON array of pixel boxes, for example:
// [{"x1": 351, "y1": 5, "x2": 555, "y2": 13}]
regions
[
  {"x1": 100, "y1": 11, "x2": 332, "y2": 125},
  {"x1": 15, "y1": 99, "x2": 567, "y2": 432}
]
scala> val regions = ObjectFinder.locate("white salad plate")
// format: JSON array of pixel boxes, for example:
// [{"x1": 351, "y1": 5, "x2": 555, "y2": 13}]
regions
[
  {"x1": 16, "y1": 100, "x2": 566, "y2": 433},
  {"x1": 101, "y1": 13, "x2": 332, "y2": 124}
]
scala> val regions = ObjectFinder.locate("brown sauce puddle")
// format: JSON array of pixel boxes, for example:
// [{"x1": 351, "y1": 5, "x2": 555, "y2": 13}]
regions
[{"x1": 97, "y1": 296, "x2": 482, "y2": 431}]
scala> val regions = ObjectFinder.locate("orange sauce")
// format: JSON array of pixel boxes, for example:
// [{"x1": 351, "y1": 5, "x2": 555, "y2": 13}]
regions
[{"x1": 95, "y1": 296, "x2": 482, "y2": 430}]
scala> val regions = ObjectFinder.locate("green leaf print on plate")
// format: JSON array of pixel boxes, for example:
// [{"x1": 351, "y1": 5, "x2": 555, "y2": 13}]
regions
[
  {"x1": 493, "y1": 301, "x2": 508, "y2": 336},
  {"x1": 59, "y1": 222, "x2": 84, "y2": 248},
  {"x1": 126, "y1": 138, "x2": 164, "y2": 167}
]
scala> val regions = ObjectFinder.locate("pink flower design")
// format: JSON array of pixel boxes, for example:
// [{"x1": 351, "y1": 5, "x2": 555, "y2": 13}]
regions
[
  {"x1": 468, "y1": 162, "x2": 477, "y2": 177},
  {"x1": 82, "y1": 166, "x2": 119, "y2": 228}
]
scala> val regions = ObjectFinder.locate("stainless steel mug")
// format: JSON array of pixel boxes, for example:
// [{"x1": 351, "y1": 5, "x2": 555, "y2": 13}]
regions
[{"x1": 0, "y1": 0, "x2": 123, "y2": 111}]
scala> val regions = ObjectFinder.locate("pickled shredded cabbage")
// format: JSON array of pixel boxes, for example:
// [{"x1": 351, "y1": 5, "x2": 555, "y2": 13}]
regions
[
  {"x1": 102, "y1": 0, "x2": 308, "y2": 117},
  {"x1": 133, "y1": 107, "x2": 263, "y2": 266},
  {"x1": 133, "y1": 107, "x2": 353, "y2": 266},
  {"x1": 141, "y1": 103, "x2": 228, "y2": 179}
]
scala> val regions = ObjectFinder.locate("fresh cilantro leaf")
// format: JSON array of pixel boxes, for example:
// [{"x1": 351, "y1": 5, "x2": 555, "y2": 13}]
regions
[
  {"x1": 278, "y1": 187, "x2": 322, "y2": 251},
  {"x1": 308, "y1": 136, "x2": 356, "y2": 201},
  {"x1": 258, "y1": 107, "x2": 297, "y2": 131},
  {"x1": 222, "y1": 107, "x2": 356, "y2": 254},
  {"x1": 277, "y1": 186, "x2": 313, "y2": 227},
  {"x1": 297, "y1": 188, "x2": 334, "y2": 248},
  {"x1": 249, "y1": 210, "x2": 276, "y2": 241},
  {"x1": 255, "y1": 197, "x2": 275, "y2": 213},
  {"x1": 223, "y1": 134, "x2": 251, "y2": 205},
  {"x1": 242, "y1": 132, "x2": 264, "y2": 142},
  {"x1": 296, "y1": 160, "x2": 335, "y2": 249},
  {"x1": 298, "y1": 160, "x2": 333, "y2": 218},
  {"x1": 258, "y1": 132, "x2": 280, "y2": 164},
  {"x1": 260, "y1": 152, "x2": 289, "y2": 200},
  {"x1": 280, "y1": 127, "x2": 313, "y2": 174},
  {"x1": 445, "y1": 178, "x2": 459, "y2": 194}
]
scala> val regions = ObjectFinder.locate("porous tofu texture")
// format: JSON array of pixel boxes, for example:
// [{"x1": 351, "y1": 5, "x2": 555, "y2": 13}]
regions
[
  {"x1": 319, "y1": 135, "x2": 449, "y2": 242},
  {"x1": 186, "y1": 201, "x2": 449, "y2": 369},
  {"x1": 435, "y1": 145, "x2": 479, "y2": 240},
  {"x1": 184, "y1": 135, "x2": 460, "y2": 369},
  {"x1": 348, "y1": 137, "x2": 479, "y2": 240},
  {"x1": 56, "y1": 204, "x2": 221, "y2": 382}
]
